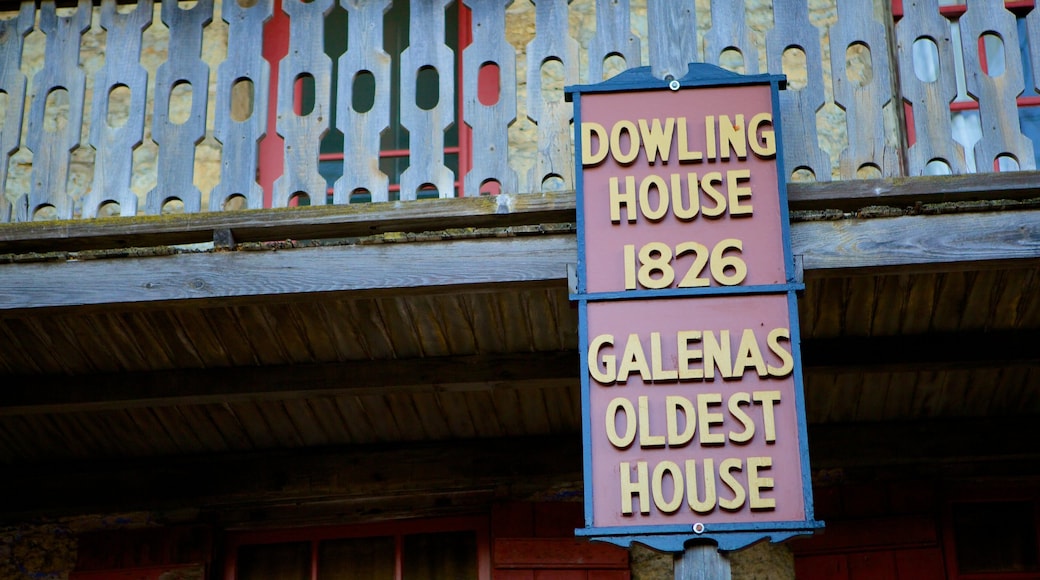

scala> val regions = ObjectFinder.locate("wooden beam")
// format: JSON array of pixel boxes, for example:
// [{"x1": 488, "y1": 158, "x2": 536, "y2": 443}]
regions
[
  {"x1": 2, "y1": 172, "x2": 1038, "y2": 255},
  {"x1": 0, "y1": 235, "x2": 575, "y2": 311},
  {"x1": 788, "y1": 170, "x2": 1040, "y2": 211},
  {"x1": 3, "y1": 208, "x2": 1040, "y2": 311},
  {"x1": 0, "y1": 435, "x2": 584, "y2": 523},
  {"x1": 0, "y1": 192, "x2": 577, "y2": 254},
  {"x1": 793, "y1": 210, "x2": 1040, "y2": 274},
  {"x1": 799, "y1": 329, "x2": 1040, "y2": 373},
  {"x1": 1, "y1": 330, "x2": 1035, "y2": 416},
  {"x1": 1, "y1": 417, "x2": 1037, "y2": 523},
  {"x1": 808, "y1": 417, "x2": 1040, "y2": 471},
  {"x1": 0, "y1": 351, "x2": 579, "y2": 416}
]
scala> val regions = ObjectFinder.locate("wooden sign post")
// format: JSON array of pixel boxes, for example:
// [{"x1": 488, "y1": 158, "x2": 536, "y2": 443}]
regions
[{"x1": 567, "y1": 64, "x2": 822, "y2": 574}]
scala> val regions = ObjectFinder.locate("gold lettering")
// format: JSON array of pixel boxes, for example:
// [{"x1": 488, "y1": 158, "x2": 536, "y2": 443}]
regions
[
  {"x1": 652, "y1": 461, "x2": 684, "y2": 513},
  {"x1": 766, "y1": 327, "x2": 794, "y2": 377},
  {"x1": 677, "y1": 330, "x2": 704, "y2": 380},
  {"x1": 747, "y1": 456, "x2": 776, "y2": 510},
  {"x1": 753, "y1": 390, "x2": 782, "y2": 443},
  {"x1": 609, "y1": 175, "x2": 637, "y2": 223},
  {"x1": 638, "y1": 395, "x2": 666, "y2": 448},
  {"x1": 703, "y1": 330, "x2": 733, "y2": 379},
  {"x1": 705, "y1": 115, "x2": 717, "y2": 160},
  {"x1": 700, "y1": 172, "x2": 726, "y2": 218},
  {"x1": 620, "y1": 461, "x2": 650, "y2": 515},
  {"x1": 605, "y1": 397, "x2": 636, "y2": 448},
  {"x1": 588, "y1": 333, "x2": 616, "y2": 384},
  {"x1": 719, "y1": 114, "x2": 747, "y2": 160},
  {"x1": 618, "y1": 333, "x2": 651, "y2": 382},
  {"x1": 638, "y1": 174, "x2": 669, "y2": 221},
  {"x1": 581, "y1": 121, "x2": 609, "y2": 166},
  {"x1": 672, "y1": 173, "x2": 700, "y2": 220},
  {"x1": 718, "y1": 458, "x2": 746, "y2": 511},
  {"x1": 733, "y1": 328, "x2": 768, "y2": 377},
  {"x1": 727, "y1": 169, "x2": 753, "y2": 216},
  {"x1": 727, "y1": 392, "x2": 755, "y2": 444},
  {"x1": 638, "y1": 118, "x2": 674, "y2": 164},
  {"x1": 686, "y1": 458, "x2": 717, "y2": 514},
  {"x1": 676, "y1": 117, "x2": 704, "y2": 162},
  {"x1": 650, "y1": 332, "x2": 678, "y2": 381},
  {"x1": 696, "y1": 392, "x2": 725, "y2": 445},
  {"x1": 666, "y1": 395, "x2": 696, "y2": 445},
  {"x1": 749, "y1": 112, "x2": 776, "y2": 158},
  {"x1": 609, "y1": 119, "x2": 640, "y2": 164}
]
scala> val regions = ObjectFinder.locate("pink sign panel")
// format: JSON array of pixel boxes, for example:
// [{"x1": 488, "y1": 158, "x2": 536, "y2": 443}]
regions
[
  {"x1": 585, "y1": 295, "x2": 807, "y2": 527},
  {"x1": 579, "y1": 83, "x2": 786, "y2": 294},
  {"x1": 571, "y1": 68, "x2": 820, "y2": 548}
]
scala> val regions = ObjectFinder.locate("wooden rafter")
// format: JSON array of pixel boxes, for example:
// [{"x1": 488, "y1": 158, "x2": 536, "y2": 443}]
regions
[{"x1": 1, "y1": 330, "x2": 1035, "y2": 416}]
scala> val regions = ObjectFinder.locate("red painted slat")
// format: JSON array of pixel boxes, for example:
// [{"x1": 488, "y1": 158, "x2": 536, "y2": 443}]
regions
[
  {"x1": 789, "y1": 516, "x2": 938, "y2": 554},
  {"x1": 494, "y1": 539, "x2": 628, "y2": 569},
  {"x1": 848, "y1": 551, "x2": 897, "y2": 580},
  {"x1": 795, "y1": 554, "x2": 849, "y2": 580},
  {"x1": 895, "y1": 548, "x2": 946, "y2": 580},
  {"x1": 534, "y1": 502, "x2": 583, "y2": 538},
  {"x1": 493, "y1": 502, "x2": 536, "y2": 538}
]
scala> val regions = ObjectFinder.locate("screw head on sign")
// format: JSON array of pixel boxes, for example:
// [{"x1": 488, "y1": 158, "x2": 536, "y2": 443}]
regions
[
  {"x1": 669, "y1": 79, "x2": 681, "y2": 91},
  {"x1": 693, "y1": 522, "x2": 705, "y2": 534}
]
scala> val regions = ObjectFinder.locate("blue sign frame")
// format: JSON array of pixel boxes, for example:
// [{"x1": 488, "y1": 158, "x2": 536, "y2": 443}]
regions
[{"x1": 567, "y1": 63, "x2": 823, "y2": 553}]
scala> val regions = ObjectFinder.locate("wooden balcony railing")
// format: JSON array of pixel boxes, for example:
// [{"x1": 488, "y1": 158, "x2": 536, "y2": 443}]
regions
[{"x1": 0, "y1": 0, "x2": 1038, "y2": 224}]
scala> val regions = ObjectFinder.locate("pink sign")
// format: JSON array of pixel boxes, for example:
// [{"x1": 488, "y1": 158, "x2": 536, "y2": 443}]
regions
[
  {"x1": 574, "y1": 75, "x2": 817, "y2": 542},
  {"x1": 586, "y1": 295, "x2": 806, "y2": 527},
  {"x1": 579, "y1": 84, "x2": 786, "y2": 294}
]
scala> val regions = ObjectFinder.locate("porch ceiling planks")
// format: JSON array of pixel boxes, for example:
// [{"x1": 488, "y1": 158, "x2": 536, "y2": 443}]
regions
[
  {"x1": 1, "y1": 418, "x2": 1038, "y2": 524},
  {"x1": 0, "y1": 331, "x2": 1036, "y2": 419}
]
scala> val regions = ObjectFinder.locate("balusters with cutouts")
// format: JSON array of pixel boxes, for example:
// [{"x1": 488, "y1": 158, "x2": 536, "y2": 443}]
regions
[
  {"x1": 84, "y1": 0, "x2": 153, "y2": 218},
  {"x1": 0, "y1": 2, "x2": 33, "y2": 222},
  {"x1": 146, "y1": 0, "x2": 213, "y2": 214},
  {"x1": 210, "y1": 0, "x2": 273, "y2": 211},
  {"x1": 22, "y1": 0, "x2": 91, "y2": 221},
  {"x1": 462, "y1": 0, "x2": 517, "y2": 196}
]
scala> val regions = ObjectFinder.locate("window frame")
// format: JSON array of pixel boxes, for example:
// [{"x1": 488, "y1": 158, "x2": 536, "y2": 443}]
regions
[
  {"x1": 222, "y1": 515, "x2": 492, "y2": 580},
  {"x1": 942, "y1": 487, "x2": 1040, "y2": 580}
]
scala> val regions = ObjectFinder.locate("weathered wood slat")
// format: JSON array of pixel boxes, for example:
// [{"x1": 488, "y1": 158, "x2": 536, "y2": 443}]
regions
[
  {"x1": 399, "y1": 0, "x2": 455, "y2": 199},
  {"x1": 0, "y1": 235, "x2": 575, "y2": 310},
  {"x1": 704, "y1": 0, "x2": 757, "y2": 74},
  {"x1": 830, "y1": 1, "x2": 899, "y2": 178},
  {"x1": 273, "y1": 0, "x2": 333, "y2": 206},
  {"x1": 646, "y1": 0, "x2": 695, "y2": 81},
  {"x1": 587, "y1": 0, "x2": 640, "y2": 82},
  {"x1": 1, "y1": 208, "x2": 1039, "y2": 311},
  {"x1": 462, "y1": 0, "x2": 518, "y2": 196},
  {"x1": 959, "y1": 0, "x2": 1035, "y2": 170},
  {"x1": 766, "y1": 0, "x2": 830, "y2": 181},
  {"x1": 334, "y1": 0, "x2": 391, "y2": 203},
  {"x1": 0, "y1": 190, "x2": 575, "y2": 253},
  {"x1": 0, "y1": 435, "x2": 584, "y2": 520},
  {"x1": 895, "y1": 0, "x2": 966, "y2": 175},
  {"x1": 525, "y1": 0, "x2": 578, "y2": 192},
  {"x1": 792, "y1": 210, "x2": 1040, "y2": 273},
  {"x1": 146, "y1": 0, "x2": 213, "y2": 215},
  {"x1": 21, "y1": 0, "x2": 91, "y2": 221},
  {"x1": 1028, "y1": 6, "x2": 1040, "y2": 96},
  {"x1": 209, "y1": 0, "x2": 272, "y2": 211},
  {"x1": 0, "y1": 2, "x2": 33, "y2": 223},
  {"x1": 83, "y1": 0, "x2": 152, "y2": 218}
]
